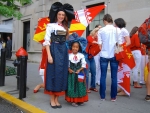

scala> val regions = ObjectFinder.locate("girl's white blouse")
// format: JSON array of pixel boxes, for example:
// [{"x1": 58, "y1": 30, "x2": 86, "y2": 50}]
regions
[
  {"x1": 43, "y1": 23, "x2": 66, "y2": 46},
  {"x1": 69, "y1": 53, "x2": 86, "y2": 68}
]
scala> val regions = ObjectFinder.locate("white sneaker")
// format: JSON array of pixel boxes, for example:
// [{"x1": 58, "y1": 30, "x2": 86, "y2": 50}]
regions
[
  {"x1": 101, "y1": 99, "x2": 105, "y2": 101},
  {"x1": 111, "y1": 98, "x2": 117, "y2": 102}
]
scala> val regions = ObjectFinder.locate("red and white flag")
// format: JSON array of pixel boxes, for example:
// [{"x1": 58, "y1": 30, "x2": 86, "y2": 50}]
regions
[{"x1": 118, "y1": 43, "x2": 135, "y2": 96}]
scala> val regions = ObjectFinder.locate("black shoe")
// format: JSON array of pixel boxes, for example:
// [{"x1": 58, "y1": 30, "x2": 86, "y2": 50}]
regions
[
  {"x1": 50, "y1": 103, "x2": 57, "y2": 109},
  {"x1": 145, "y1": 95, "x2": 150, "y2": 102},
  {"x1": 56, "y1": 104, "x2": 62, "y2": 108},
  {"x1": 133, "y1": 81, "x2": 134, "y2": 86}
]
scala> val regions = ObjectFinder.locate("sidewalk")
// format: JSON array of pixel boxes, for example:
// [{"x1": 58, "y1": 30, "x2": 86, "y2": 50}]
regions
[{"x1": 0, "y1": 60, "x2": 150, "y2": 113}]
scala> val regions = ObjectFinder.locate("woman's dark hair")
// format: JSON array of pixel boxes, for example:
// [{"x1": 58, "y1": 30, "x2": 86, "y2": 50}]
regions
[
  {"x1": 114, "y1": 18, "x2": 126, "y2": 28},
  {"x1": 103, "y1": 14, "x2": 113, "y2": 23},
  {"x1": 130, "y1": 26, "x2": 139, "y2": 38},
  {"x1": 95, "y1": 24, "x2": 101, "y2": 28},
  {"x1": 71, "y1": 41, "x2": 82, "y2": 52},
  {"x1": 55, "y1": 11, "x2": 69, "y2": 36}
]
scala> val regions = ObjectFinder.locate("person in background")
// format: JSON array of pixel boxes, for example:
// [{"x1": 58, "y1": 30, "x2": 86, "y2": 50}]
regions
[
  {"x1": 98, "y1": 14, "x2": 122, "y2": 102},
  {"x1": 94, "y1": 24, "x2": 102, "y2": 86},
  {"x1": 145, "y1": 50, "x2": 150, "y2": 101},
  {"x1": 140, "y1": 44, "x2": 148, "y2": 85},
  {"x1": 129, "y1": 26, "x2": 142, "y2": 88},
  {"x1": 1, "y1": 37, "x2": 6, "y2": 49},
  {"x1": 6, "y1": 36, "x2": 12, "y2": 59},
  {"x1": 114, "y1": 18, "x2": 133, "y2": 96},
  {"x1": 85, "y1": 27, "x2": 100, "y2": 93},
  {"x1": 33, "y1": 46, "x2": 47, "y2": 93}
]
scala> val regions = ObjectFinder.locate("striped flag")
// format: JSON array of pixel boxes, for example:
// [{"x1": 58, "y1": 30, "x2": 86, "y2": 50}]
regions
[{"x1": 78, "y1": 72, "x2": 84, "y2": 82}]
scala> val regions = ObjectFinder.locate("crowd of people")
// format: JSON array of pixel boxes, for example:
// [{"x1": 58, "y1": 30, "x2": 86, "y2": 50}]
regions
[{"x1": 33, "y1": 2, "x2": 150, "y2": 109}]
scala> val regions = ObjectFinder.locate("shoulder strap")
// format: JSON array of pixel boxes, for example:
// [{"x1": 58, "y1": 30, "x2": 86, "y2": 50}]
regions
[{"x1": 116, "y1": 27, "x2": 118, "y2": 45}]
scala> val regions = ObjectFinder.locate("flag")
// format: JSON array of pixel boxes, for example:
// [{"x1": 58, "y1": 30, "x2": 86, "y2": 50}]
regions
[
  {"x1": 118, "y1": 43, "x2": 135, "y2": 96},
  {"x1": 78, "y1": 72, "x2": 84, "y2": 82},
  {"x1": 69, "y1": 5, "x2": 106, "y2": 36},
  {"x1": 33, "y1": 17, "x2": 50, "y2": 43},
  {"x1": 121, "y1": 43, "x2": 135, "y2": 69},
  {"x1": 118, "y1": 63, "x2": 131, "y2": 96},
  {"x1": 33, "y1": 5, "x2": 106, "y2": 43}
]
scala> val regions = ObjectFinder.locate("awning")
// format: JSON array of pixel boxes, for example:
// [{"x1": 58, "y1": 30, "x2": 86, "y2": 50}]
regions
[{"x1": 0, "y1": 24, "x2": 13, "y2": 33}]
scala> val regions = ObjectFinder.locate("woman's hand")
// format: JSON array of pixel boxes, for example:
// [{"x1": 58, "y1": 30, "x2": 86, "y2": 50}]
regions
[
  {"x1": 38, "y1": 18, "x2": 42, "y2": 22},
  {"x1": 99, "y1": 44, "x2": 102, "y2": 50},
  {"x1": 48, "y1": 55, "x2": 53, "y2": 64}
]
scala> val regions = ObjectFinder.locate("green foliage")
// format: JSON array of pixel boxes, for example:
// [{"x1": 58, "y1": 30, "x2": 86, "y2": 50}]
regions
[{"x1": 0, "y1": 0, "x2": 32, "y2": 20}]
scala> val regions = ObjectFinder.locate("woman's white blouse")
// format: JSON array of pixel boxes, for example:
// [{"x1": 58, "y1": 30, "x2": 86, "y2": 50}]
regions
[
  {"x1": 120, "y1": 28, "x2": 129, "y2": 43},
  {"x1": 43, "y1": 23, "x2": 66, "y2": 46},
  {"x1": 69, "y1": 53, "x2": 86, "y2": 68}
]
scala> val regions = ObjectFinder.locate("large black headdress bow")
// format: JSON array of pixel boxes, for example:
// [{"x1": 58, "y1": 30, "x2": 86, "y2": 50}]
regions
[{"x1": 49, "y1": 2, "x2": 75, "y2": 23}]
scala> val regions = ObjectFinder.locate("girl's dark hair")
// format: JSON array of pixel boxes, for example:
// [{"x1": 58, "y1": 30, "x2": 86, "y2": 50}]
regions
[
  {"x1": 114, "y1": 18, "x2": 126, "y2": 28},
  {"x1": 71, "y1": 41, "x2": 82, "y2": 52},
  {"x1": 55, "y1": 11, "x2": 69, "y2": 37},
  {"x1": 130, "y1": 26, "x2": 139, "y2": 38},
  {"x1": 103, "y1": 14, "x2": 113, "y2": 23}
]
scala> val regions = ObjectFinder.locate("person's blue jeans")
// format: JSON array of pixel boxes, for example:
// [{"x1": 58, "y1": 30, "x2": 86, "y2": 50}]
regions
[
  {"x1": 85, "y1": 57, "x2": 96, "y2": 89},
  {"x1": 100, "y1": 57, "x2": 119, "y2": 99}
]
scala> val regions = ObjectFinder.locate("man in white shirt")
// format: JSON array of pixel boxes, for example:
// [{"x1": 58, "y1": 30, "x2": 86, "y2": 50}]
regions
[{"x1": 98, "y1": 14, "x2": 122, "y2": 102}]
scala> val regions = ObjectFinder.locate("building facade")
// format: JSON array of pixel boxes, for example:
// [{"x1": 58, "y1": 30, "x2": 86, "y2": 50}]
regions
[{"x1": 0, "y1": 0, "x2": 150, "y2": 62}]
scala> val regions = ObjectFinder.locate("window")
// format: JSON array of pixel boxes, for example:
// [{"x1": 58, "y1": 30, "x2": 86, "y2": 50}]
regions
[{"x1": 23, "y1": 21, "x2": 30, "y2": 51}]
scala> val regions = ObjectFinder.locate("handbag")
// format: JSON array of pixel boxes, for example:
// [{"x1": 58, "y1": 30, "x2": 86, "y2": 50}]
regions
[
  {"x1": 115, "y1": 44, "x2": 126, "y2": 61},
  {"x1": 114, "y1": 28, "x2": 126, "y2": 61},
  {"x1": 86, "y1": 43, "x2": 101, "y2": 59}
]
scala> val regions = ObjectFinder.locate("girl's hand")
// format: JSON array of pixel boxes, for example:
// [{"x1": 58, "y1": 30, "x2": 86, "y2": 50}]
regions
[
  {"x1": 48, "y1": 55, "x2": 53, "y2": 64},
  {"x1": 69, "y1": 69, "x2": 74, "y2": 74},
  {"x1": 75, "y1": 70, "x2": 80, "y2": 74}
]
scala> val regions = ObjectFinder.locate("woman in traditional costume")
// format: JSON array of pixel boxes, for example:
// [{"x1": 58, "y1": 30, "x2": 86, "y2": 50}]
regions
[
  {"x1": 43, "y1": 2, "x2": 75, "y2": 109},
  {"x1": 65, "y1": 33, "x2": 88, "y2": 106}
]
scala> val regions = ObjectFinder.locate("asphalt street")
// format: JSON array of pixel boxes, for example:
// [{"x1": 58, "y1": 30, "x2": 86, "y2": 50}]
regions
[
  {"x1": 0, "y1": 98, "x2": 23, "y2": 113},
  {"x1": 0, "y1": 60, "x2": 150, "y2": 113}
]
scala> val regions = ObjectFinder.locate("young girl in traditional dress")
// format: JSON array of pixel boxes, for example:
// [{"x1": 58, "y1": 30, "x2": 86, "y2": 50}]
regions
[{"x1": 65, "y1": 33, "x2": 88, "y2": 107}]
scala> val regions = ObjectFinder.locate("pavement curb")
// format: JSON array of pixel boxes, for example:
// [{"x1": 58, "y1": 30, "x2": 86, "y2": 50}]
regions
[{"x1": 0, "y1": 90, "x2": 46, "y2": 113}]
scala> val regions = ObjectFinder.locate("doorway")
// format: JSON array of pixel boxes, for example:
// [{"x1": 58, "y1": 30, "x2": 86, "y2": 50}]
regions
[{"x1": 23, "y1": 21, "x2": 30, "y2": 51}]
